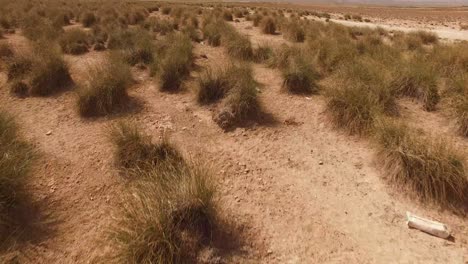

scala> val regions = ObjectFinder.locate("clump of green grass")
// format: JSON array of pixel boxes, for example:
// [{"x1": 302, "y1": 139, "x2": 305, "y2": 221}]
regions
[
  {"x1": 159, "y1": 33, "x2": 193, "y2": 92},
  {"x1": 214, "y1": 63, "x2": 260, "y2": 129},
  {"x1": 282, "y1": 56, "x2": 319, "y2": 94},
  {"x1": 373, "y1": 118, "x2": 468, "y2": 211},
  {"x1": 0, "y1": 111, "x2": 35, "y2": 239},
  {"x1": 77, "y1": 54, "x2": 132, "y2": 117},
  {"x1": 260, "y1": 16, "x2": 276, "y2": 35},
  {"x1": 197, "y1": 68, "x2": 230, "y2": 105},
  {"x1": 109, "y1": 123, "x2": 221, "y2": 263},
  {"x1": 6, "y1": 53, "x2": 33, "y2": 81},
  {"x1": 59, "y1": 28, "x2": 90, "y2": 55}
]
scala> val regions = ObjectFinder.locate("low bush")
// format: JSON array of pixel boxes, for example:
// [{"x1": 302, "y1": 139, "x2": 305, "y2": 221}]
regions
[
  {"x1": 374, "y1": 118, "x2": 468, "y2": 211},
  {"x1": 223, "y1": 30, "x2": 254, "y2": 61},
  {"x1": 77, "y1": 55, "x2": 132, "y2": 117},
  {"x1": 0, "y1": 43, "x2": 13, "y2": 59}
]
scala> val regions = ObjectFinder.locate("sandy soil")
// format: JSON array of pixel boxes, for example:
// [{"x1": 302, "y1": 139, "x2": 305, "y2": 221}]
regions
[{"x1": 0, "y1": 14, "x2": 467, "y2": 264}]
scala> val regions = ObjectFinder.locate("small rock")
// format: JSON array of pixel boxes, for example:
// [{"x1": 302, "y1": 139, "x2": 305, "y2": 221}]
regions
[
  {"x1": 319, "y1": 161, "x2": 324, "y2": 165},
  {"x1": 46, "y1": 130, "x2": 52, "y2": 136}
]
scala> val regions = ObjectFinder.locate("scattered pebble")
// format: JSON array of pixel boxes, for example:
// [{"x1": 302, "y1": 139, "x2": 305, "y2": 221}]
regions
[
  {"x1": 319, "y1": 161, "x2": 324, "y2": 165},
  {"x1": 46, "y1": 130, "x2": 52, "y2": 136}
]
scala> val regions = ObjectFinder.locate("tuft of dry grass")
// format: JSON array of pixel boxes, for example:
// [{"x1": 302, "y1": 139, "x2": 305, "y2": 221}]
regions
[
  {"x1": 159, "y1": 33, "x2": 193, "y2": 92},
  {"x1": 214, "y1": 63, "x2": 260, "y2": 129},
  {"x1": 81, "y1": 12, "x2": 97, "y2": 27},
  {"x1": 0, "y1": 111, "x2": 35, "y2": 240},
  {"x1": 59, "y1": 28, "x2": 90, "y2": 55},
  {"x1": 109, "y1": 122, "x2": 184, "y2": 172},
  {"x1": 374, "y1": 118, "x2": 468, "y2": 211},
  {"x1": 109, "y1": 123, "x2": 221, "y2": 263},
  {"x1": 282, "y1": 56, "x2": 319, "y2": 94},
  {"x1": 260, "y1": 16, "x2": 276, "y2": 35},
  {"x1": 282, "y1": 20, "x2": 305, "y2": 42},
  {"x1": 77, "y1": 54, "x2": 132, "y2": 117},
  {"x1": 391, "y1": 57, "x2": 440, "y2": 111}
]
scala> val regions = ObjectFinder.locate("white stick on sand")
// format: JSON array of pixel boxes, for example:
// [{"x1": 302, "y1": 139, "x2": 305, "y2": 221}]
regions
[{"x1": 406, "y1": 212, "x2": 450, "y2": 239}]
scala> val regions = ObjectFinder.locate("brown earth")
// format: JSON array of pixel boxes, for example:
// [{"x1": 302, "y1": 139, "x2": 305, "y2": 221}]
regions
[{"x1": 0, "y1": 11, "x2": 467, "y2": 264}]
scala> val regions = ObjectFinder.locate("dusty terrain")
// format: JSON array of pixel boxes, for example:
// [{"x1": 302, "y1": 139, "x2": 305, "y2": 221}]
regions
[{"x1": 0, "y1": 6, "x2": 467, "y2": 264}]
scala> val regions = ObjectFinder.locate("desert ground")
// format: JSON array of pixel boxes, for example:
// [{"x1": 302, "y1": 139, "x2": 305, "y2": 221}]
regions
[{"x1": 0, "y1": 1, "x2": 467, "y2": 263}]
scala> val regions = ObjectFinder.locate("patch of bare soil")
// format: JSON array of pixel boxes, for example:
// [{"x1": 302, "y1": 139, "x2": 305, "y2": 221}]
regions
[{"x1": 0, "y1": 18, "x2": 467, "y2": 264}]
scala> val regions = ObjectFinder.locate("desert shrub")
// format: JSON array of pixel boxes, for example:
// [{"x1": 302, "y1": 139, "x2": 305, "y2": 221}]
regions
[
  {"x1": 159, "y1": 33, "x2": 193, "y2": 91},
  {"x1": 374, "y1": 118, "x2": 468, "y2": 211},
  {"x1": 282, "y1": 56, "x2": 319, "y2": 94},
  {"x1": 352, "y1": 14, "x2": 363, "y2": 22},
  {"x1": 283, "y1": 21, "x2": 305, "y2": 42},
  {"x1": 0, "y1": 111, "x2": 34, "y2": 239},
  {"x1": 77, "y1": 55, "x2": 132, "y2": 117},
  {"x1": 81, "y1": 12, "x2": 97, "y2": 27},
  {"x1": 110, "y1": 122, "x2": 184, "y2": 171},
  {"x1": 181, "y1": 25, "x2": 200, "y2": 42},
  {"x1": 391, "y1": 57, "x2": 440, "y2": 111},
  {"x1": 215, "y1": 63, "x2": 259, "y2": 129},
  {"x1": 260, "y1": 17, "x2": 276, "y2": 35},
  {"x1": 28, "y1": 42, "x2": 72, "y2": 96},
  {"x1": 59, "y1": 28, "x2": 90, "y2": 55}
]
